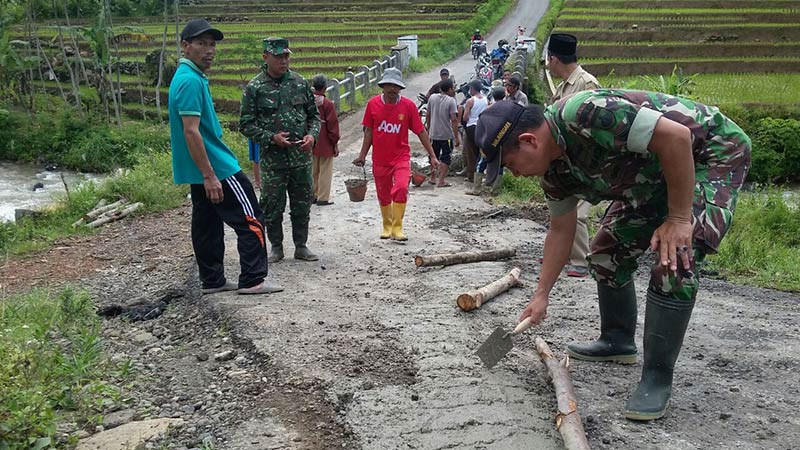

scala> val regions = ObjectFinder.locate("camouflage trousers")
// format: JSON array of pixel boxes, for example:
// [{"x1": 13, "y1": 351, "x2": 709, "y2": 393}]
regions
[
  {"x1": 588, "y1": 164, "x2": 749, "y2": 301},
  {"x1": 260, "y1": 164, "x2": 313, "y2": 247}
]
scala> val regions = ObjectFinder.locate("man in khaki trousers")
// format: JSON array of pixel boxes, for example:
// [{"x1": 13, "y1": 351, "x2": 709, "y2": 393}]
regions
[
  {"x1": 547, "y1": 33, "x2": 601, "y2": 277},
  {"x1": 311, "y1": 74, "x2": 340, "y2": 206}
]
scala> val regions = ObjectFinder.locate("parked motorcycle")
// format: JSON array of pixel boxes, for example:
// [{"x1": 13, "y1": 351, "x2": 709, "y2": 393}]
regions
[{"x1": 416, "y1": 92, "x2": 428, "y2": 121}]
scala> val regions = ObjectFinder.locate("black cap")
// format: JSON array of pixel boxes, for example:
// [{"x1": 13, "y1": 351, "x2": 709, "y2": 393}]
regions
[
  {"x1": 475, "y1": 101, "x2": 526, "y2": 185},
  {"x1": 548, "y1": 33, "x2": 577, "y2": 56},
  {"x1": 440, "y1": 68, "x2": 449, "y2": 76},
  {"x1": 181, "y1": 19, "x2": 224, "y2": 41}
]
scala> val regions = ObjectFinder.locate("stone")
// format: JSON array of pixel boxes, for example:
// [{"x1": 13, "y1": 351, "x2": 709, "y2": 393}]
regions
[
  {"x1": 76, "y1": 418, "x2": 183, "y2": 450},
  {"x1": 195, "y1": 352, "x2": 209, "y2": 362},
  {"x1": 102, "y1": 409, "x2": 139, "y2": 429},
  {"x1": 132, "y1": 332, "x2": 156, "y2": 345},
  {"x1": 214, "y1": 350, "x2": 236, "y2": 362}
]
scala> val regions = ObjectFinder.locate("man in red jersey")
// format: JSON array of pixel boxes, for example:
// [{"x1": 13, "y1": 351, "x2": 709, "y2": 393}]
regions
[{"x1": 353, "y1": 68, "x2": 439, "y2": 241}]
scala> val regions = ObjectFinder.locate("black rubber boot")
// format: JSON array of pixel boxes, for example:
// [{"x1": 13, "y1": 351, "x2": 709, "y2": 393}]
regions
[
  {"x1": 267, "y1": 245, "x2": 284, "y2": 263},
  {"x1": 624, "y1": 289, "x2": 695, "y2": 421},
  {"x1": 292, "y1": 221, "x2": 318, "y2": 261},
  {"x1": 567, "y1": 282, "x2": 638, "y2": 364}
]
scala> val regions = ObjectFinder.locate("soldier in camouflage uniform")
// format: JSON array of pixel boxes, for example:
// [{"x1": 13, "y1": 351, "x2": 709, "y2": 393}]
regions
[
  {"x1": 476, "y1": 90, "x2": 750, "y2": 421},
  {"x1": 240, "y1": 37, "x2": 321, "y2": 262}
]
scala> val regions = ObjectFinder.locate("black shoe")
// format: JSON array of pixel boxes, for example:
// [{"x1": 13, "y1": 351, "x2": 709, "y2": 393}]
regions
[
  {"x1": 625, "y1": 289, "x2": 695, "y2": 421},
  {"x1": 316, "y1": 200, "x2": 334, "y2": 206},
  {"x1": 267, "y1": 245, "x2": 284, "y2": 263},
  {"x1": 567, "y1": 282, "x2": 638, "y2": 364},
  {"x1": 311, "y1": 197, "x2": 317, "y2": 205}
]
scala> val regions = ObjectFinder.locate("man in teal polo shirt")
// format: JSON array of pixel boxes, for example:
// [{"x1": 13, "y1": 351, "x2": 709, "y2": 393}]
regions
[{"x1": 169, "y1": 19, "x2": 282, "y2": 295}]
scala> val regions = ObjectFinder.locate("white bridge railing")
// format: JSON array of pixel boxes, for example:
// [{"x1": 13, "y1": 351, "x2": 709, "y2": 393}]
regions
[{"x1": 325, "y1": 44, "x2": 410, "y2": 114}]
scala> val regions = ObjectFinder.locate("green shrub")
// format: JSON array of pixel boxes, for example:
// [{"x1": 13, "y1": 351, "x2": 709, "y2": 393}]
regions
[
  {"x1": 747, "y1": 118, "x2": 800, "y2": 184},
  {"x1": 496, "y1": 172, "x2": 545, "y2": 204},
  {"x1": 710, "y1": 189, "x2": 800, "y2": 291},
  {"x1": 0, "y1": 289, "x2": 123, "y2": 449}
]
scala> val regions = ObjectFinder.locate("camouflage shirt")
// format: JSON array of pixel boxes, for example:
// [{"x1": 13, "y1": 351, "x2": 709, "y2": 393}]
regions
[
  {"x1": 239, "y1": 66, "x2": 321, "y2": 169},
  {"x1": 541, "y1": 89, "x2": 751, "y2": 217}
]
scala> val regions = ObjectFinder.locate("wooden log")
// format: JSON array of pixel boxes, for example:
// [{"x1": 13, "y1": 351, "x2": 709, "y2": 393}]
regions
[
  {"x1": 414, "y1": 248, "x2": 516, "y2": 268},
  {"x1": 456, "y1": 267, "x2": 521, "y2": 311},
  {"x1": 87, "y1": 202, "x2": 142, "y2": 228},
  {"x1": 534, "y1": 337, "x2": 591, "y2": 450},
  {"x1": 85, "y1": 199, "x2": 127, "y2": 219}
]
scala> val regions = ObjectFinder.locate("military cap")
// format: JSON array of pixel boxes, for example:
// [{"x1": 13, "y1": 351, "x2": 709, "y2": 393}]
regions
[
  {"x1": 548, "y1": 33, "x2": 577, "y2": 56},
  {"x1": 181, "y1": 19, "x2": 223, "y2": 41},
  {"x1": 263, "y1": 37, "x2": 292, "y2": 55},
  {"x1": 475, "y1": 101, "x2": 526, "y2": 184}
]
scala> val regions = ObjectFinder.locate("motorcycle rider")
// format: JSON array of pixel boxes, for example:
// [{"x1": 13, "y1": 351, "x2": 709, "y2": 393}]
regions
[{"x1": 471, "y1": 29, "x2": 483, "y2": 42}]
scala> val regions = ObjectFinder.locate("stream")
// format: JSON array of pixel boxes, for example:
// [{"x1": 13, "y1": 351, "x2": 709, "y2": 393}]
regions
[{"x1": 0, "y1": 161, "x2": 105, "y2": 222}]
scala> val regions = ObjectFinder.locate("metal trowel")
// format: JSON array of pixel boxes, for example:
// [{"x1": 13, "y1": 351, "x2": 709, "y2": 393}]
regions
[{"x1": 476, "y1": 317, "x2": 534, "y2": 368}]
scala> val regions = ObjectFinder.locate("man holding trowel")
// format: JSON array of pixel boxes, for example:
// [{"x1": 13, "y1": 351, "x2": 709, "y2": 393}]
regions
[{"x1": 475, "y1": 90, "x2": 751, "y2": 421}]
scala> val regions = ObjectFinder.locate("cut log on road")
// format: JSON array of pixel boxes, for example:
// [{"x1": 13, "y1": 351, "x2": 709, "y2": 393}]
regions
[
  {"x1": 534, "y1": 337, "x2": 591, "y2": 450},
  {"x1": 457, "y1": 267, "x2": 522, "y2": 311},
  {"x1": 414, "y1": 248, "x2": 516, "y2": 268}
]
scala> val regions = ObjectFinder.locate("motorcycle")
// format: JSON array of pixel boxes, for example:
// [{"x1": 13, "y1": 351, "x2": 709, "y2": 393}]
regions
[
  {"x1": 475, "y1": 54, "x2": 493, "y2": 84},
  {"x1": 488, "y1": 42, "x2": 510, "y2": 80},
  {"x1": 416, "y1": 92, "x2": 428, "y2": 121},
  {"x1": 470, "y1": 39, "x2": 487, "y2": 60}
]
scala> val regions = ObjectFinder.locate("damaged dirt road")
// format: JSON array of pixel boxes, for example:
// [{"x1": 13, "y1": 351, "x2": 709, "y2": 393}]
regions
[{"x1": 2, "y1": 1, "x2": 799, "y2": 448}]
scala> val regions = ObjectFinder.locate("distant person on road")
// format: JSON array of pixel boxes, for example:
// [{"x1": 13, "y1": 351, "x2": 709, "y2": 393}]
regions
[
  {"x1": 547, "y1": 33, "x2": 602, "y2": 278},
  {"x1": 471, "y1": 29, "x2": 483, "y2": 42},
  {"x1": 169, "y1": 19, "x2": 282, "y2": 296},
  {"x1": 505, "y1": 75, "x2": 528, "y2": 106},
  {"x1": 239, "y1": 37, "x2": 321, "y2": 263},
  {"x1": 353, "y1": 68, "x2": 440, "y2": 241},
  {"x1": 461, "y1": 79, "x2": 488, "y2": 189},
  {"x1": 476, "y1": 92, "x2": 750, "y2": 421},
  {"x1": 425, "y1": 78, "x2": 461, "y2": 187},
  {"x1": 310, "y1": 74, "x2": 340, "y2": 206},
  {"x1": 426, "y1": 68, "x2": 451, "y2": 100}
]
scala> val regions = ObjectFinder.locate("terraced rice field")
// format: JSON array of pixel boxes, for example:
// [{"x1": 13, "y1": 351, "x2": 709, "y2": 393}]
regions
[
  {"x1": 553, "y1": 0, "x2": 800, "y2": 106},
  {"x1": 26, "y1": 0, "x2": 487, "y2": 115}
]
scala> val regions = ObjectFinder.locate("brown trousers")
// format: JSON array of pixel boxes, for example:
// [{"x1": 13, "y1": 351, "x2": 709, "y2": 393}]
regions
[{"x1": 312, "y1": 155, "x2": 334, "y2": 202}]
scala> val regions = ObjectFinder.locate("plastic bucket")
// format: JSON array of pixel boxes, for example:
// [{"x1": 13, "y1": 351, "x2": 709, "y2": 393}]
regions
[{"x1": 411, "y1": 172, "x2": 426, "y2": 187}]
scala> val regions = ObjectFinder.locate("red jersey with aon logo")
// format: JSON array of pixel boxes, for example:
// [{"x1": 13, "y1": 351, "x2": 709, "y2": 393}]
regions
[{"x1": 362, "y1": 94, "x2": 424, "y2": 165}]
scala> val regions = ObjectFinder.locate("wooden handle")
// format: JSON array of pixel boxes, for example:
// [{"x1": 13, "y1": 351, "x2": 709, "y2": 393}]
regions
[{"x1": 512, "y1": 317, "x2": 533, "y2": 335}]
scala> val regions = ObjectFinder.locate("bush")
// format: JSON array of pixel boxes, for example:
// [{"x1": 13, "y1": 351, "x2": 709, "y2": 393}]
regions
[
  {"x1": 0, "y1": 109, "x2": 169, "y2": 172},
  {"x1": 710, "y1": 189, "x2": 800, "y2": 291},
  {"x1": 747, "y1": 118, "x2": 800, "y2": 184}
]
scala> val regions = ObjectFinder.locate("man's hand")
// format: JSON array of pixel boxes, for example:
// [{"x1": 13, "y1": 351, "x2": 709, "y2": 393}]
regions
[
  {"x1": 333, "y1": 144, "x2": 340, "y2": 157},
  {"x1": 272, "y1": 131, "x2": 292, "y2": 148},
  {"x1": 429, "y1": 156, "x2": 441, "y2": 172},
  {"x1": 518, "y1": 293, "x2": 549, "y2": 327},
  {"x1": 352, "y1": 155, "x2": 366, "y2": 167},
  {"x1": 651, "y1": 216, "x2": 694, "y2": 272},
  {"x1": 203, "y1": 175, "x2": 224, "y2": 204},
  {"x1": 300, "y1": 135, "x2": 315, "y2": 152}
]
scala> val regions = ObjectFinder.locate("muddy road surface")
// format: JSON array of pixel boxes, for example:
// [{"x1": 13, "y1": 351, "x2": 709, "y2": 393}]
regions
[{"x1": 2, "y1": 0, "x2": 798, "y2": 448}]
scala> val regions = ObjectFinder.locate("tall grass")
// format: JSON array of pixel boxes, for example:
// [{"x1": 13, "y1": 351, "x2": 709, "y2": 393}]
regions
[
  {"x1": 709, "y1": 189, "x2": 800, "y2": 291},
  {"x1": 0, "y1": 289, "x2": 126, "y2": 449}
]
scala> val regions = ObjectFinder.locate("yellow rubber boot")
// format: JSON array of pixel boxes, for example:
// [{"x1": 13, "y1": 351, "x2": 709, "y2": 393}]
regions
[
  {"x1": 380, "y1": 204, "x2": 393, "y2": 239},
  {"x1": 391, "y1": 202, "x2": 408, "y2": 241}
]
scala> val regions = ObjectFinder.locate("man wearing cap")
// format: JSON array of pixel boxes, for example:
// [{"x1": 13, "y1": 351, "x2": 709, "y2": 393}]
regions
[
  {"x1": 170, "y1": 19, "x2": 282, "y2": 296},
  {"x1": 505, "y1": 76, "x2": 528, "y2": 107},
  {"x1": 476, "y1": 91, "x2": 750, "y2": 421},
  {"x1": 353, "y1": 68, "x2": 440, "y2": 241},
  {"x1": 240, "y1": 37, "x2": 321, "y2": 263},
  {"x1": 547, "y1": 32, "x2": 603, "y2": 279}
]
